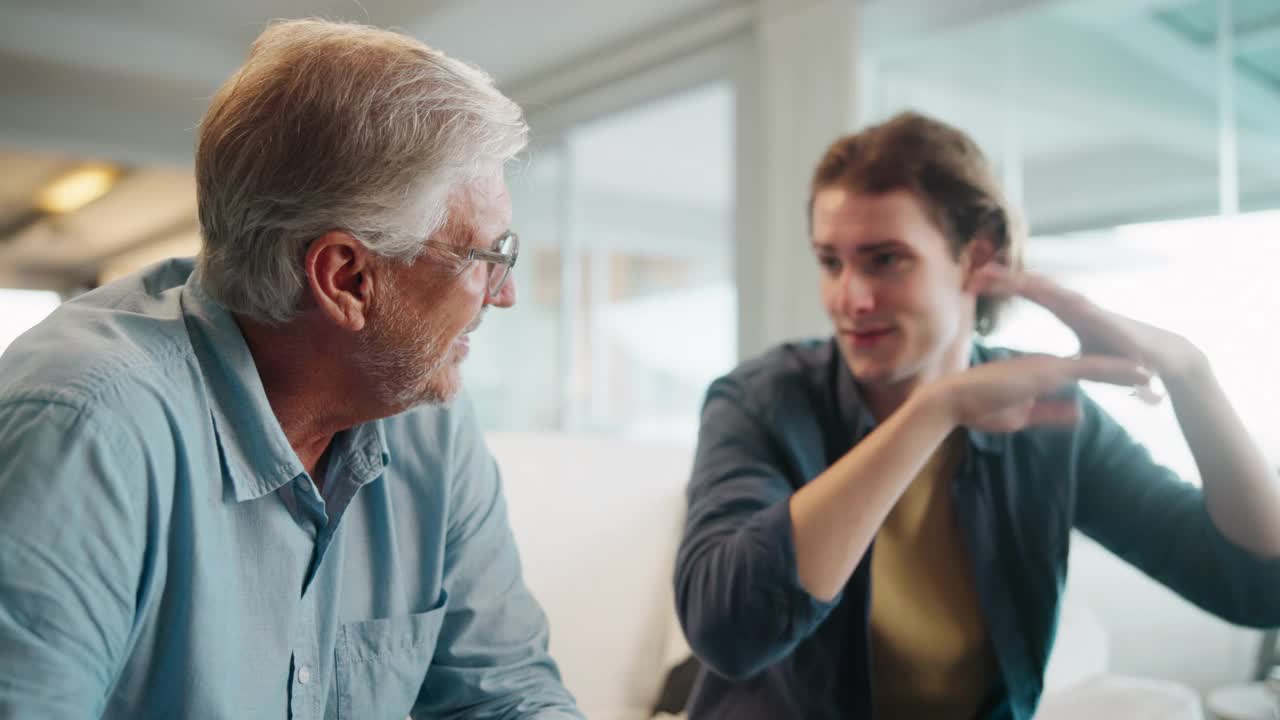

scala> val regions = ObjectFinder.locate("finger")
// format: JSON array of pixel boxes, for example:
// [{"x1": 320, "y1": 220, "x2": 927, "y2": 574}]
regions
[
  {"x1": 970, "y1": 267, "x2": 1095, "y2": 330},
  {"x1": 970, "y1": 265, "x2": 1058, "y2": 298},
  {"x1": 1025, "y1": 398, "x2": 1081, "y2": 427},
  {"x1": 1016, "y1": 273, "x2": 1097, "y2": 322},
  {"x1": 1054, "y1": 354, "x2": 1153, "y2": 388},
  {"x1": 968, "y1": 264, "x2": 1021, "y2": 297},
  {"x1": 970, "y1": 401, "x2": 1036, "y2": 433}
]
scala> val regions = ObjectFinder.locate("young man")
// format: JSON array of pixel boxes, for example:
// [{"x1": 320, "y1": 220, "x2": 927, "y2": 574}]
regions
[
  {"x1": 0, "y1": 19, "x2": 581, "y2": 719},
  {"x1": 675, "y1": 111, "x2": 1280, "y2": 719}
]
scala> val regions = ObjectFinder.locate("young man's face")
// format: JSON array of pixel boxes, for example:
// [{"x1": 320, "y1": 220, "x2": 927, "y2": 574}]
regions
[
  {"x1": 357, "y1": 169, "x2": 516, "y2": 410},
  {"x1": 811, "y1": 187, "x2": 978, "y2": 402}
]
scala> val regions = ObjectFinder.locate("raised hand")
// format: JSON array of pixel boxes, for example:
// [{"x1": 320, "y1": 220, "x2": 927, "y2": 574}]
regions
[
  {"x1": 936, "y1": 353, "x2": 1152, "y2": 433},
  {"x1": 969, "y1": 265, "x2": 1208, "y2": 401}
]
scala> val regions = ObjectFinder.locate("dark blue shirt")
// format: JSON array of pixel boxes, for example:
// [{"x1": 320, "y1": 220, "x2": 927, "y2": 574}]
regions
[{"x1": 675, "y1": 339, "x2": 1280, "y2": 719}]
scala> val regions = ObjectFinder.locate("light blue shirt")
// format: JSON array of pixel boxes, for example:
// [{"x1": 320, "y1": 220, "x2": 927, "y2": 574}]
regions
[{"x1": 0, "y1": 258, "x2": 582, "y2": 719}]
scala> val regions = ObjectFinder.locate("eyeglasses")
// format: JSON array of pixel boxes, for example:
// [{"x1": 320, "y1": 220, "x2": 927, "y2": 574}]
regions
[{"x1": 425, "y1": 230, "x2": 519, "y2": 296}]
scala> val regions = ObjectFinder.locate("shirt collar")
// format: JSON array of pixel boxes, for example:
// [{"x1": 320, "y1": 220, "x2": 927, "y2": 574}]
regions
[
  {"x1": 833, "y1": 337, "x2": 1004, "y2": 455},
  {"x1": 963, "y1": 343, "x2": 1005, "y2": 454},
  {"x1": 179, "y1": 268, "x2": 390, "y2": 501}
]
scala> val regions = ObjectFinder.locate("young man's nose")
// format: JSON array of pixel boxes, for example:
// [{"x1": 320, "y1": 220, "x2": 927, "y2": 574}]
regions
[{"x1": 835, "y1": 270, "x2": 875, "y2": 315}]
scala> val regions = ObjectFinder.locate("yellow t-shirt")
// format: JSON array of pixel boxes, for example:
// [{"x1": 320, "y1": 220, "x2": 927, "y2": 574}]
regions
[{"x1": 870, "y1": 432, "x2": 998, "y2": 719}]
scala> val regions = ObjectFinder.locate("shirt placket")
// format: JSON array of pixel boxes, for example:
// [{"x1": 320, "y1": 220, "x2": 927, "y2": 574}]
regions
[
  {"x1": 290, "y1": 473, "x2": 329, "y2": 720},
  {"x1": 290, "y1": 588, "x2": 324, "y2": 720}
]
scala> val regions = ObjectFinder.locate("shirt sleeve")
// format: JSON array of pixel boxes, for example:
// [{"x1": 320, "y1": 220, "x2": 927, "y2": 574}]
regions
[
  {"x1": 0, "y1": 398, "x2": 148, "y2": 718},
  {"x1": 1073, "y1": 389, "x2": 1280, "y2": 627},
  {"x1": 412, "y1": 397, "x2": 583, "y2": 720},
  {"x1": 674, "y1": 376, "x2": 839, "y2": 681}
]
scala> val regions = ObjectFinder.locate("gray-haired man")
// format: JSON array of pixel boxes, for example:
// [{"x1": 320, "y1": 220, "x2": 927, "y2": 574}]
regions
[{"x1": 0, "y1": 19, "x2": 582, "y2": 719}]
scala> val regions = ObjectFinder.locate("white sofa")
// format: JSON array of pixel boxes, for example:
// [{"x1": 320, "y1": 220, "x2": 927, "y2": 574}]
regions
[{"x1": 488, "y1": 431, "x2": 1202, "y2": 719}]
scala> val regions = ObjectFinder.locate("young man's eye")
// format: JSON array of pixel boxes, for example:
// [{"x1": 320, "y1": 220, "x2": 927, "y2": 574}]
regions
[
  {"x1": 817, "y1": 255, "x2": 842, "y2": 274},
  {"x1": 869, "y1": 252, "x2": 905, "y2": 271}
]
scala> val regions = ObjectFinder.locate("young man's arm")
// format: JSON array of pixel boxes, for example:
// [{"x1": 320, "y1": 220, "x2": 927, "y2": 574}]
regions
[
  {"x1": 790, "y1": 354, "x2": 1150, "y2": 601},
  {"x1": 788, "y1": 387, "x2": 952, "y2": 602},
  {"x1": 1165, "y1": 356, "x2": 1280, "y2": 556},
  {"x1": 1074, "y1": 387, "x2": 1280, "y2": 627},
  {"x1": 676, "y1": 354, "x2": 1146, "y2": 679},
  {"x1": 976, "y1": 265, "x2": 1280, "y2": 556}
]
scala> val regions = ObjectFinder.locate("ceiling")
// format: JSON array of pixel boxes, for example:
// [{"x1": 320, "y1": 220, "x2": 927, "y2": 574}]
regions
[
  {"x1": 0, "y1": 0, "x2": 733, "y2": 165},
  {"x1": 1, "y1": 0, "x2": 1277, "y2": 290},
  {"x1": 0, "y1": 0, "x2": 733, "y2": 289},
  {"x1": 864, "y1": 0, "x2": 1280, "y2": 234}
]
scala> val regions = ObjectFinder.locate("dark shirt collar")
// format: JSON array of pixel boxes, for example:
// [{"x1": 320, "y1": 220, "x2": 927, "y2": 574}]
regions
[{"x1": 831, "y1": 337, "x2": 1004, "y2": 454}]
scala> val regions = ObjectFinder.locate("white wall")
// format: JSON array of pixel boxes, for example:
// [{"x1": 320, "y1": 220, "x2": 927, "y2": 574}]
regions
[{"x1": 734, "y1": 0, "x2": 859, "y2": 359}]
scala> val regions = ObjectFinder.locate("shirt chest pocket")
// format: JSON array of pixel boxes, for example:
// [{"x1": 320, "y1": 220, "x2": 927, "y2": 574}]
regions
[{"x1": 335, "y1": 594, "x2": 448, "y2": 720}]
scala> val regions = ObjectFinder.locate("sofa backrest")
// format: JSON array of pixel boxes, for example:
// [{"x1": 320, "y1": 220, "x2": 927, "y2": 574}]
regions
[
  {"x1": 488, "y1": 431, "x2": 1112, "y2": 717},
  {"x1": 487, "y1": 431, "x2": 693, "y2": 720}
]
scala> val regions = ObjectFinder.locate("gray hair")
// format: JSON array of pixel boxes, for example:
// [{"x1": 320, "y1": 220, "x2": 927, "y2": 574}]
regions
[{"x1": 195, "y1": 18, "x2": 528, "y2": 324}]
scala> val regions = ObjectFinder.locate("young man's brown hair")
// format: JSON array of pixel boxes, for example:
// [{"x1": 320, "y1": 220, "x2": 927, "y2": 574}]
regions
[{"x1": 809, "y1": 111, "x2": 1024, "y2": 334}]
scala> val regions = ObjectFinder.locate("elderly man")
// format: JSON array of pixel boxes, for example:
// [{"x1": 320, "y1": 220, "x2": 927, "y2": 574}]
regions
[{"x1": 0, "y1": 19, "x2": 582, "y2": 720}]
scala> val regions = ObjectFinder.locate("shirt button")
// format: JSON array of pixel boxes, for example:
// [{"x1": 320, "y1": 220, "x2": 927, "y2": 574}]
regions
[
  {"x1": 297, "y1": 665, "x2": 312, "y2": 685},
  {"x1": 298, "y1": 476, "x2": 312, "y2": 491}
]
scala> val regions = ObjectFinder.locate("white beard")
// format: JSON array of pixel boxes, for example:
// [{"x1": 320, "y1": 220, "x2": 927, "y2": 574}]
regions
[{"x1": 355, "y1": 289, "x2": 455, "y2": 411}]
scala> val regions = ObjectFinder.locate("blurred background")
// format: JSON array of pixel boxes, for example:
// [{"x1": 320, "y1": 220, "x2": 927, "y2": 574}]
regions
[{"x1": 1, "y1": 0, "x2": 1278, "y2": 706}]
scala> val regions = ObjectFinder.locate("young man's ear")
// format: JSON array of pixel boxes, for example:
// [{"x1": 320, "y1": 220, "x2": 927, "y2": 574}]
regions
[
  {"x1": 960, "y1": 230, "x2": 1002, "y2": 295},
  {"x1": 966, "y1": 230, "x2": 998, "y2": 269},
  {"x1": 305, "y1": 231, "x2": 375, "y2": 332}
]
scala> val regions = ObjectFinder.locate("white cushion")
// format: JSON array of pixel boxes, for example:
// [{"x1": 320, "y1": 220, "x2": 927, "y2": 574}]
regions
[
  {"x1": 1038, "y1": 674, "x2": 1204, "y2": 720},
  {"x1": 487, "y1": 432, "x2": 693, "y2": 719},
  {"x1": 1045, "y1": 585, "x2": 1110, "y2": 692}
]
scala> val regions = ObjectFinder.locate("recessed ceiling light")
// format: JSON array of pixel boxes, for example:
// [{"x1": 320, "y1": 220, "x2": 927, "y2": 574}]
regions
[{"x1": 34, "y1": 163, "x2": 121, "y2": 214}]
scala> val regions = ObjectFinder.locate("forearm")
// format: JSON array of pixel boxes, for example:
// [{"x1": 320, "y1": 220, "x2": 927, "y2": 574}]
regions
[
  {"x1": 676, "y1": 498, "x2": 834, "y2": 679},
  {"x1": 790, "y1": 385, "x2": 956, "y2": 601},
  {"x1": 1166, "y1": 356, "x2": 1280, "y2": 557}
]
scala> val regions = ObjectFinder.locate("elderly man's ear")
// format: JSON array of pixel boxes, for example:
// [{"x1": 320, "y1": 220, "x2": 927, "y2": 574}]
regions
[{"x1": 305, "y1": 231, "x2": 377, "y2": 332}]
